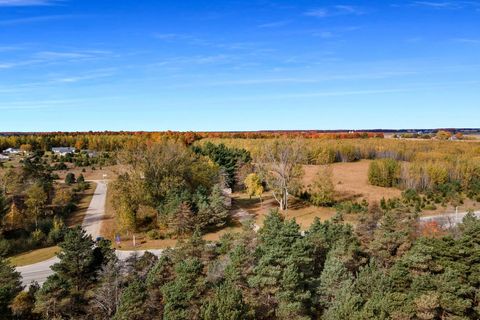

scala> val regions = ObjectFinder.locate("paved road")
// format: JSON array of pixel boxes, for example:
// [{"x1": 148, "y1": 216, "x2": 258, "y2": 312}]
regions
[
  {"x1": 82, "y1": 180, "x2": 107, "y2": 239},
  {"x1": 17, "y1": 180, "x2": 163, "y2": 287},
  {"x1": 419, "y1": 210, "x2": 480, "y2": 228}
]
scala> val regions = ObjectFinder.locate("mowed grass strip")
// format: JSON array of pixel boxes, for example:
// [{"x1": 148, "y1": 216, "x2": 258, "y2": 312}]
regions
[{"x1": 9, "y1": 246, "x2": 59, "y2": 267}]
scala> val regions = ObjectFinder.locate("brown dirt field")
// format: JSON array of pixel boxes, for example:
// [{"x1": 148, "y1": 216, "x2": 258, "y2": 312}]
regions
[
  {"x1": 66, "y1": 181, "x2": 97, "y2": 227},
  {"x1": 54, "y1": 164, "x2": 123, "y2": 181},
  {"x1": 232, "y1": 193, "x2": 338, "y2": 230},
  {"x1": 303, "y1": 160, "x2": 402, "y2": 204}
]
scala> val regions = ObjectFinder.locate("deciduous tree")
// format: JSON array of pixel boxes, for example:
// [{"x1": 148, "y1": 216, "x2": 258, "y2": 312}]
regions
[{"x1": 258, "y1": 140, "x2": 304, "y2": 210}]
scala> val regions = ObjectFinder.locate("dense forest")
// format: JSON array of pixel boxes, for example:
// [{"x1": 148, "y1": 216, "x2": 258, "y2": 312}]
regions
[{"x1": 2, "y1": 209, "x2": 480, "y2": 319}]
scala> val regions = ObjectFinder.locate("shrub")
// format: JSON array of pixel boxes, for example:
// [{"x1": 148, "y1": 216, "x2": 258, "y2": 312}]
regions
[
  {"x1": 335, "y1": 200, "x2": 368, "y2": 214},
  {"x1": 309, "y1": 166, "x2": 335, "y2": 207},
  {"x1": 147, "y1": 229, "x2": 164, "y2": 240},
  {"x1": 77, "y1": 174, "x2": 85, "y2": 184},
  {"x1": 65, "y1": 173, "x2": 76, "y2": 185},
  {"x1": 368, "y1": 159, "x2": 400, "y2": 187},
  {"x1": 0, "y1": 238, "x2": 11, "y2": 257},
  {"x1": 30, "y1": 229, "x2": 46, "y2": 247}
]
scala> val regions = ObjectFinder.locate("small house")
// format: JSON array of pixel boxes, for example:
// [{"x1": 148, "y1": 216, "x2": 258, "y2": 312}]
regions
[
  {"x1": 3, "y1": 148, "x2": 21, "y2": 154},
  {"x1": 52, "y1": 147, "x2": 76, "y2": 156}
]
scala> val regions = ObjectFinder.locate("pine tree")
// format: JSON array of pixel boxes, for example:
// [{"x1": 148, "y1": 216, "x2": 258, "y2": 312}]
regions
[
  {"x1": 201, "y1": 282, "x2": 247, "y2": 320},
  {"x1": 170, "y1": 202, "x2": 196, "y2": 237},
  {"x1": 208, "y1": 184, "x2": 229, "y2": 228},
  {"x1": 161, "y1": 258, "x2": 204, "y2": 320},
  {"x1": 51, "y1": 226, "x2": 96, "y2": 293},
  {"x1": 249, "y1": 210, "x2": 313, "y2": 319},
  {"x1": 317, "y1": 252, "x2": 353, "y2": 310},
  {"x1": 0, "y1": 257, "x2": 23, "y2": 318},
  {"x1": 113, "y1": 279, "x2": 148, "y2": 320}
]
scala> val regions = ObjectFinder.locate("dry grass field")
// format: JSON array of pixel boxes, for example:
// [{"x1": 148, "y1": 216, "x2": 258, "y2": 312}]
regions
[
  {"x1": 232, "y1": 193, "x2": 339, "y2": 230},
  {"x1": 9, "y1": 246, "x2": 59, "y2": 267},
  {"x1": 303, "y1": 160, "x2": 402, "y2": 203},
  {"x1": 53, "y1": 164, "x2": 123, "y2": 181}
]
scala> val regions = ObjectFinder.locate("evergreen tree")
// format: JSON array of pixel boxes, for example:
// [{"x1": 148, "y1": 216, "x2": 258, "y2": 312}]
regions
[
  {"x1": 113, "y1": 279, "x2": 148, "y2": 320},
  {"x1": 201, "y1": 282, "x2": 247, "y2": 320},
  {"x1": 170, "y1": 202, "x2": 196, "y2": 237},
  {"x1": 65, "y1": 172, "x2": 76, "y2": 185},
  {"x1": 208, "y1": 184, "x2": 229, "y2": 228},
  {"x1": 370, "y1": 211, "x2": 415, "y2": 268},
  {"x1": 248, "y1": 210, "x2": 313, "y2": 319},
  {"x1": 36, "y1": 226, "x2": 99, "y2": 318},
  {"x1": 34, "y1": 274, "x2": 69, "y2": 318},
  {"x1": 51, "y1": 226, "x2": 96, "y2": 293},
  {"x1": 317, "y1": 251, "x2": 353, "y2": 310},
  {"x1": 0, "y1": 257, "x2": 23, "y2": 318},
  {"x1": 161, "y1": 258, "x2": 204, "y2": 320}
]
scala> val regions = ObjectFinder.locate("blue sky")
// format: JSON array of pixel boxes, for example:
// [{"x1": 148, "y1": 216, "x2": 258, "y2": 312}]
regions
[{"x1": 0, "y1": 0, "x2": 479, "y2": 131}]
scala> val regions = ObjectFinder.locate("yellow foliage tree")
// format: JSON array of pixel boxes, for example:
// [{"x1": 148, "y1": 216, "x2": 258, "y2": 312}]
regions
[{"x1": 244, "y1": 173, "x2": 264, "y2": 203}]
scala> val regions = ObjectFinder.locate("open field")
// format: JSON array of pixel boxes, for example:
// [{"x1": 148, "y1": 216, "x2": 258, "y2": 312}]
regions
[
  {"x1": 304, "y1": 160, "x2": 402, "y2": 203},
  {"x1": 53, "y1": 164, "x2": 122, "y2": 181},
  {"x1": 232, "y1": 192, "x2": 339, "y2": 230}
]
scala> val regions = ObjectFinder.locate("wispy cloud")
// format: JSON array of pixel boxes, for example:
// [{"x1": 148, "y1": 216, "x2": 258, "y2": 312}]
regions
[
  {"x1": 0, "y1": 0, "x2": 61, "y2": 6},
  {"x1": 452, "y1": 38, "x2": 480, "y2": 44},
  {"x1": 153, "y1": 33, "x2": 188, "y2": 40},
  {"x1": 35, "y1": 51, "x2": 94, "y2": 59},
  {"x1": 0, "y1": 15, "x2": 78, "y2": 26},
  {"x1": 32, "y1": 50, "x2": 111, "y2": 62},
  {"x1": 305, "y1": 5, "x2": 364, "y2": 18},
  {"x1": 258, "y1": 20, "x2": 291, "y2": 28},
  {"x1": 153, "y1": 54, "x2": 233, "y2": 68},
  {"x1": 167, "y1": 71, "x2": 419, "y2": 88},
  {"x1": 409, "y1": 1, "x2": 480, "y2": 9},
  {"x1": 54, "y1": 69, "x2": 116, "y2": 83},
  {"x1": 0, "y1": 59, "x2": 41, "y2": 69}
]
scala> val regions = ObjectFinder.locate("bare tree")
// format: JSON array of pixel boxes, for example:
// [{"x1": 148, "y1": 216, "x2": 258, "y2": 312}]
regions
[
  {"x1": 258, "y1": 139, "x2": 305, "y2": 210},
  {"x1": 91, "y1": 260, "x2": 123, "y2": 319}
]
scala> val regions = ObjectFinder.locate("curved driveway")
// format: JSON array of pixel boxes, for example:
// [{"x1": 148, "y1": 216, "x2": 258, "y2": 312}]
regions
[
  {"x1": 419, "y1": 210, "x2": 480, "y2": 228},
  {"x1": 16, "y1": 180, "x2": 162, "y2": 287}
]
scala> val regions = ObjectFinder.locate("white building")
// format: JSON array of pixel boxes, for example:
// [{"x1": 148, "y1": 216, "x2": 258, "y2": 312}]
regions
[
  {"x1": 52, "y1": 147, "x2": 76, "y2": 156},
  {"x1": 2, "y1": 148, "x2": 21, "y2": 154},
  {"x1": 0, "y1": 154, "x2": 9, "y2": 160}
]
